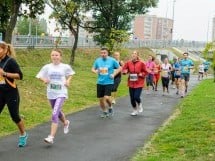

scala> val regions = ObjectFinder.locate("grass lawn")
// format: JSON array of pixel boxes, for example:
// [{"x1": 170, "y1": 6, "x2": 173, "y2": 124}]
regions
[
  {"x1": 0, "y1": 47, "x2": 154, "y2": 137},
  {"x1": 132, "y1": 79, "x2": 215, "y2": 161}
]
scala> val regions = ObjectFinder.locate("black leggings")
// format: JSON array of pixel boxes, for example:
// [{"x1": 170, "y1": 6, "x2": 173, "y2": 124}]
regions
[
  {"x1": 161, "y1": 77, "x2": 170, "y2": 89},
  {"x1": 0, "y1": 88, "x2": 21, "y2": 123},
  {"x1": 129, "y1": 87, "x2": 142, "y2": 108}
]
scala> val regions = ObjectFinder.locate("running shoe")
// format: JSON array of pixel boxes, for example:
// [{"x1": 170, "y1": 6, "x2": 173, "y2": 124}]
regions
[
  {"x1": 100, "y1": 112, "x2": 108, "y2": 118},
  {"x1": 18, "y1": 132, "x2": 28, "y2": 147},
  {"x1": 130, "y1": 110, "x2": 138, "y2": 116},
  {"x1": 138, "y1": 103, "x2": 143, "y2": 113},
  {"x1": 108, "y1": 108, "x2": 114, "y2": 116},
  {"x1": 64, "y1": 120, "x2": 70, "y2": 134},
  {"x1": 44, "y1": 135, "x2": 54, "y2": 144}
]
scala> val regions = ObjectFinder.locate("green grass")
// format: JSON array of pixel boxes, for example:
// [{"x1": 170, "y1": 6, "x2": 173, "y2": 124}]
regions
[
  {"x1": 0, "y1": 47, "x2": 154, "y2": 137},
  {"x1": 132, "y1": 79, "x2": 215, "y2": 161}
]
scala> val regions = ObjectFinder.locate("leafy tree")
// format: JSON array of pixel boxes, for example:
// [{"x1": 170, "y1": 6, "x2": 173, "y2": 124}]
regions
[
  {"x1": 16, "y1": 17, "x2": 47, "y2": 36},
  {"x1": 102, "y1": 29, "x2": 129, "y2": 54},
  {"x1": 203, "y1": 41, "x2": 215, "y2": 82},
  {"x1": 47, "y1": 0, "x2": 86, "y2": 65},
  {"x1": 0, "y1": 0, "x2": 45, "y2": 43},
  {"x1": 86, "y1": 0, "x2": 158, "y2": 51}
]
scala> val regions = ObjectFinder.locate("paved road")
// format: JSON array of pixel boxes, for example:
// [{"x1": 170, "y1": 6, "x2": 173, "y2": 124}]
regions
[{"x1": 0, "y1": 76, "x2": 200, "y2": 161}]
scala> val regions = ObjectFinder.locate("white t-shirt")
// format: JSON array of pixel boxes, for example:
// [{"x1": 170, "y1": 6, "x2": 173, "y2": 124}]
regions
[
  {"x1": 36, "y1": 63, "x2": 75, "y2": 99},
  {"x1": 161, "y1": 63, "x2": 171, "y2": 77},
  {"x1": 198, "y1": 64, "x2": 204, "y2": 73}
]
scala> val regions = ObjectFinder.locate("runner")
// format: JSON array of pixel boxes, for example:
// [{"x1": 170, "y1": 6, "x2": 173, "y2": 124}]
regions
[
  {"x1": 122, "y1": 50, "x2": 147, "y2": 116},
  {"x1": 0, "y1": 41, "x2": 28, "y2": 147},
  {"x1": 111, "y1": 51, "x2": 124, "y2": 104},
  {"x1": 36, "y1": 49, "x2": 75, "y2": 144},
  {"x1": 145, "y1": 55, "x2": 156, "y2": 94},
  {"x1": 172, "y1": 57, "x2": 181, "y2": 95},
  {"x1": 161, "y1": 58, "x2": 172, "y2": 95},
  {"x1": 203, "y1": 60, "x2": 210, "y2": 78},
  {"x1": 179, "y1": 52, "x2": 194, "y2": 98},
  {"x1": 170, "y1": 57, "x2": 177, "y2": 88},
  {"x1": 198, "y1": 62, "x2": 204, "y2": 81},
  {"x1": 91, "y1": 48, "x2": 120, "y2": 118},
  {"x1": 153, "y1": 58, "x2": 161, "y2": 91}
]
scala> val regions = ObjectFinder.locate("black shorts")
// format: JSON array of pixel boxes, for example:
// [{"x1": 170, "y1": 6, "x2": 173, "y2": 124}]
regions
[
  {"x1": 181, "y1": 73, "x2": 190, "y2": 81},
  {"x1": 112, "y1": 77, "x2": 121, "y2": 92},
  {"x1": 204, "y1": 69, "x2": 208, "y2": 72},
  {"x1": 97, "y1": 84, "x2": 113, "y2": 98}
]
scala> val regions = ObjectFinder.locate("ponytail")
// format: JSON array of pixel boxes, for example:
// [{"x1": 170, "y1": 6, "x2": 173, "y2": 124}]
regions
[{"x1": 7, "y1": 44, "x2": 16, "y2": 58}]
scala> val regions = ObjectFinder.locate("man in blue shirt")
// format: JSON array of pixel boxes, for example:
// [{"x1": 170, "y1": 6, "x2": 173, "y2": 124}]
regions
[
  {"x1": 203, "y1": 60, "x2": 210, "y2": 78},
  {"x1": 92, "y1": 48, "x2": 121, "y2": 117},
  {"x1": 179, "y1": 52, "x2": 194, "y2": 98}
]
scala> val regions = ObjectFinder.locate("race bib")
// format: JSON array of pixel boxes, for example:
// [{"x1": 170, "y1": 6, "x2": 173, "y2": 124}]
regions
[
  {"x1": 184, "y1": 66, "x2": 189, "y2": 72},
  {"x1": 175, "y1": 70, "x2": 181, "y2": 76},
  {"x1": 99, "y1": 67, "x2": 108, "y2": 75},
  {"x1": 50, "y1": 83, "x2": 62, "y2": 91},
  {"x1": 0, "y1": 76, "x2": 6, "y2": 85},
  {"x1": 161, "y1": 70, "x2": 169, "y2": 77},
  {"x1": 129, "y1": 74, "x2": 138, "y2": 81}
]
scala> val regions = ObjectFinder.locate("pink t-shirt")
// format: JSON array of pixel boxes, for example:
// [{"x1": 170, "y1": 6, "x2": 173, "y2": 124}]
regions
[{"x1": 146, "y1": 61, "x2": 156, "y2": 74}]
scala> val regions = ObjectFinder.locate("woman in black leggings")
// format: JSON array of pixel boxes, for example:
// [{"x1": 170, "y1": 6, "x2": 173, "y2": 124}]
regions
[{"x1": 0, "y1": 41, "x2": 28, "y2": 147}]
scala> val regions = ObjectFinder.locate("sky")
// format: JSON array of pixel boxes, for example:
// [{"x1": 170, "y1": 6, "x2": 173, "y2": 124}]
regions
[
  {"x1": 42, "y1": 0, "x2": 215, "y2": 42},
  {"x1": 148, "y1": 0, "x2": 215, "y2": 41}
]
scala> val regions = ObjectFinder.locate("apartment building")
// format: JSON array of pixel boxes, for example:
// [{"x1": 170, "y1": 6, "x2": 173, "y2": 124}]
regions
[{"x1": 133, "y1": 14, "x2": 173, "y2": 41}]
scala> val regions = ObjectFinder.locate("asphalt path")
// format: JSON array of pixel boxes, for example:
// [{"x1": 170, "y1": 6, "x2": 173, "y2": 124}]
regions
[{"x1": 0, "y1": 75, "x2": 200, "y2": 161}]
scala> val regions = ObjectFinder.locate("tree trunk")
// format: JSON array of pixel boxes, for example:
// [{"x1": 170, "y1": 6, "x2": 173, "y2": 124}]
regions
[
  {"x1": 70, "y1": 25, "x2": 79, "y2": 65},
  {"x1": 5, "y1": 1, "x2": 21, "y2": 43}
]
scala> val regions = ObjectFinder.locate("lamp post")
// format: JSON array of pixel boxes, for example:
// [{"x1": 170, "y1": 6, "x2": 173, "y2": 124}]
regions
[{"x1": 172, "y1": 0, "x2": 176, "y2": 40}]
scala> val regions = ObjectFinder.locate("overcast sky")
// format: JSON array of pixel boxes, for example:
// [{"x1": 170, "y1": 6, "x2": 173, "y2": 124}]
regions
[
  {"x1": 43, "y1": 0, "x2": 215, "y2": 42},
  {"x1": 148, "y1": 0, "x2": 215, "y2": 41}
]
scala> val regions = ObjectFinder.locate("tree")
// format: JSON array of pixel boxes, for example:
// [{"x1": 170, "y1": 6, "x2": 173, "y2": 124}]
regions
[
  {"x1": 16, "y1": 17, "x2": 47, "y2": 36},
  {"x1": 47, "y1": 0, "x2": 86, "y2": 65},
  {"x1": 102, "y1": 29, "x2": 129, "y2": 54},
  {"x1": 203, "y1": 41, "x2": 215, "y2": 82},
  {"x1": 86, "y1": 0, "x2": 158, "y2": 51},
  {"x1": 0, "y1": 0, "x2": 45, "y2": 43}
]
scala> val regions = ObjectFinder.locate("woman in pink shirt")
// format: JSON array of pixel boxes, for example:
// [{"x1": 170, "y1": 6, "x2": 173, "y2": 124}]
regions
[{"x1": 145, "y1": 55, "x2": 156, "y2": 93}]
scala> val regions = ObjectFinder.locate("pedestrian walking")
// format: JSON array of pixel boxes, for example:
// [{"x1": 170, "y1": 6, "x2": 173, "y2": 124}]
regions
[
  {"x1": 0, "y1": 41, "x2": 28, "y2": 147},
  {"x1": 91, "y1": 48, "x2": 121, "y2": 118},
  {"x1": 36, "y1": 48, "x2": 75, "y2": 144},
  {"x1": 122, "y1": 51, "x2": 147, "y2": 116},
  {"x1": 111, "y1": 51, "x2": 124, "y2": 104}
]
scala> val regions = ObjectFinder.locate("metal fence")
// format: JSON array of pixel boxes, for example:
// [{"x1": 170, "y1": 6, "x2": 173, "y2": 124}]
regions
[{"x1": 11, "y1": 35, "x2": 207, "y2": 50}]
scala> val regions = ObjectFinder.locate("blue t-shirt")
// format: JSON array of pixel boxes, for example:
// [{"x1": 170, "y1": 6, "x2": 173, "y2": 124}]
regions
[
  {"x1": 93, "y1": 56, "x2": 119, "y2": 85},
  {"x1": 173, "y1": 62, "x2": 181, "y2": 76},
  {"x1": 203, "y1": 61, "x2": 210, "y2": 70},
  {"x1": 180, "y1": 59, "x2": 194, "y2": 74}
]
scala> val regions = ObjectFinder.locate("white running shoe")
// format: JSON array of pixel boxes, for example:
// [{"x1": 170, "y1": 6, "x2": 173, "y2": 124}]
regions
[
  {"x1": 64, "y1": 120, "x2": 70, "y2": 134},
  {"x1": 44, "y1": 135, "x2": 54, "y2": 144},
  {"x1": 130, "y1": 110, "x2": 138, "y2": 116},
  {"x1": 138, "y1": 103, "x2": 143, "y2": 113}
]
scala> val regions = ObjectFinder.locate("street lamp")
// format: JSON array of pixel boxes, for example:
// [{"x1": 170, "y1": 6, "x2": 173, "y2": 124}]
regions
[{"x1": 172, "y1": 0, "x2": 176, "y2": 40}]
